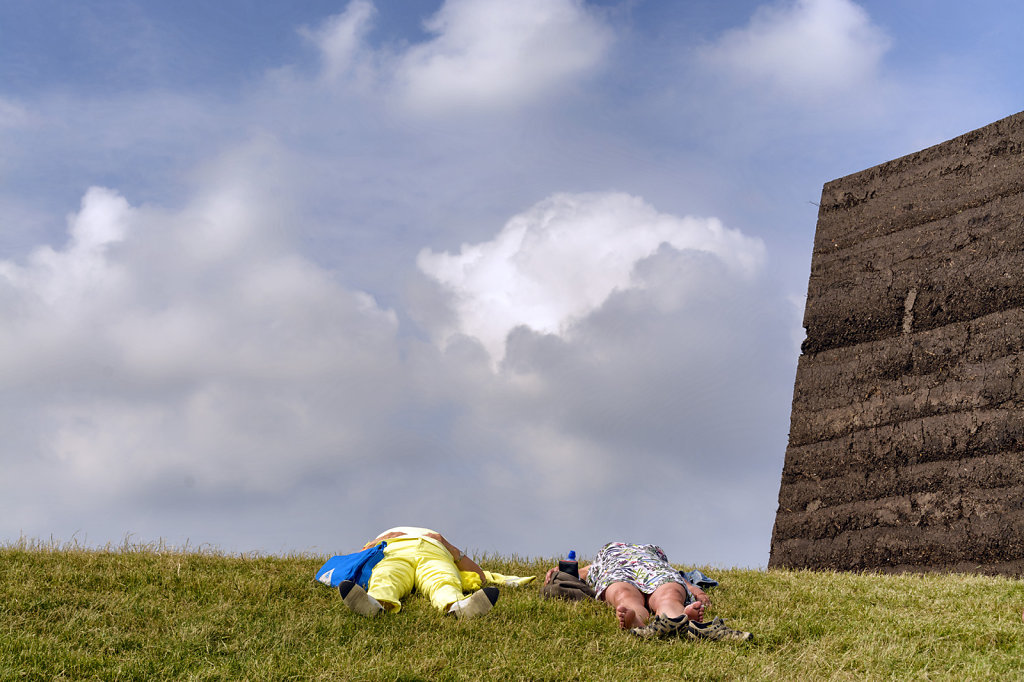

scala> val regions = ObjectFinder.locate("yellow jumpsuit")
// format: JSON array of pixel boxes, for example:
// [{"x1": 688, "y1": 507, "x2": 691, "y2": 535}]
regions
[{"x1": 363, "y1": 527, "x2": 464, "y2": 613}]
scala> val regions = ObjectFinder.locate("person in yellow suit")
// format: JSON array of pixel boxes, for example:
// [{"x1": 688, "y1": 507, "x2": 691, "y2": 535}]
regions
[{"x1": 338, "y1": 526, "x2": 499, "y2": 619}]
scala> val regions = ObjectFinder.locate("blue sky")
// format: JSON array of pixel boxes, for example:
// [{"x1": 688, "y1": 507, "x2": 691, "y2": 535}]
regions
[{"x1": 1, "y1": 0, "x2": 1021, "y2": 568}]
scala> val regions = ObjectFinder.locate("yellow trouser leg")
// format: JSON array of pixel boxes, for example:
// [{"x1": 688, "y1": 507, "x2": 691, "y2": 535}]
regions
[
  {"x1": 411, "y1": 540, "x2": 464, "y2": 611},
  {"x1": 366, "y1": 549, "x2": 416, "y2": 613}
]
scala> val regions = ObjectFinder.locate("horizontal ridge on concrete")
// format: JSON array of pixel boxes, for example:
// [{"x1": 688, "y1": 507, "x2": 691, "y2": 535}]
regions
[
  {"x1": 773, "y1": 483, "x2": 1024, "y2": 541},
  {"x1": 782, "y1": 408, "x2": 1024, "y2": 483},
  {"x1": 802, "y1": 192, "x2": 1024, "y2": 354},
  {"x1": 792, "y1": 305, "x2": 1024, "y2": 417},
  {"x1": 771, "y1": 507, "x2": 1024, "y2": 571},
  {"x1": 778, "y1": 451, "x2": 1024, "y2": 513}
]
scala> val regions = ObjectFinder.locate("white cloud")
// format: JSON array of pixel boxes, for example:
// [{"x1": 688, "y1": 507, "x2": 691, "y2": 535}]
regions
[
  {"x1": 0, "y1": 187, "x2": 131, "y2": 311},
  {"x1": 303, "y1": 0, "x2": 613, "y2": 114},
  {"x1": 0, "y1": 177, "x2": 790, "y2": 567},
  {"x1": 417, "y1": 221, "x2": 794, "y2": 564},
  {"x1": 300, "y1": 0, "x2": 377, "y2": 84},
  {"x1": 701, "y1": 0, "x2": 890, "y2": 102},
  {"x1": 0, "y1": 178, "x2": 401, "y2": 496},
  {"x1": 396, "y1": 0, "x2": 612, "y2": 113},
  {"x1": 0, "y1": 2, "x2": 821, "y2": 567},
  {"x1": 417, "y1": 191, "x2": 765, "y2": 362}
]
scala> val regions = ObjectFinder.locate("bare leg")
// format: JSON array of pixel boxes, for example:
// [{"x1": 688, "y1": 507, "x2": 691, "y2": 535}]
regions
[
  {"x1": 646, "y1": 582, "x2": 690, "y2": 621},
  {"x1": 602, "y1": 582, "x2": 649, "y2": 630}
]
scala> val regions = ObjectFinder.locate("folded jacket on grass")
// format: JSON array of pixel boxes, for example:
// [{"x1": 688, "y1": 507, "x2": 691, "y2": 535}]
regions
[{"x1": 540, "y1": 570, "x2": 596, "y2": 601}]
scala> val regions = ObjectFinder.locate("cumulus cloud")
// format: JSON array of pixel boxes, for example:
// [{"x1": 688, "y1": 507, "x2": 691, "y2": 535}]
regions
[
  {"x1": 0, "y1": 187, "x2": 131, "y2": 311},
  {"x1": 417, "y1": 191, "x2": 765, "y2": 362},
  {"x1": 700, "y1": 0, "x2": 890, "y2": 101},
  {"x1": 0, "y1": 178, "x2": 790, "y2": 566},
  {"x1": 303, "y1": 0, "x2": 613, "y2": 113},
  {"x1": 0, "y1": 178, "x2": 401, "y2": 499},
  {"x1": 396, "y1": 0, "x2": 612, "y2": 113},
  {"x1": 300, "y1": 0, "x2": 377, "y2": 84},
  {"x1": 0, "y1": 4, "x2": 807, "y2": 566},
  {"x1": 414, "y1": 206, "x2": 792, "y2": 564}
]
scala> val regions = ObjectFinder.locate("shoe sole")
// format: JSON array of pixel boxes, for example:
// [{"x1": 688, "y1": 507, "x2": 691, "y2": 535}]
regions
[
  {"x1": 339, "y1": 582, "x2": 383, "y2": 617},
  {"x1": 451, "y1": 587, "x2": 499, "y2": 619}
]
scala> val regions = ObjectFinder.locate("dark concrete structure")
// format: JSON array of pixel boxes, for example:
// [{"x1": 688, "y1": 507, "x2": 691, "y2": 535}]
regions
[{"x1": 770, "y1": 111, "x2": 1024, "y2": 575}]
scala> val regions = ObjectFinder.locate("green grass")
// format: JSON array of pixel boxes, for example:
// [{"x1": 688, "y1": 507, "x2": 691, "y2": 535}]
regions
[{"x1": 3, "y1": 540, "x2": 1024, "y2": 681}]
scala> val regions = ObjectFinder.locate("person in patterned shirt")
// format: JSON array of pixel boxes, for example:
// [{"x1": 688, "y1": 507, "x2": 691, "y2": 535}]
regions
[{"x1": 545, "y1": 542, "x2": 710, "y2": 636}]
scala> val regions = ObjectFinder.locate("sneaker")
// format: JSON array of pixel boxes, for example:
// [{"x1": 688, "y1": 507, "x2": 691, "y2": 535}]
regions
[
  {"x1": 448, "y1": 587, "x2": 499, "y2": 619},
  {"x1": 630, "y1": 613, "x2": 689, "y2": 639},
  {"x1": 685, "y1": 617, "x2": 753, "y2": 642},
  {"x1": 338, "y1": 580, "x2": 383, "y2": 617}
]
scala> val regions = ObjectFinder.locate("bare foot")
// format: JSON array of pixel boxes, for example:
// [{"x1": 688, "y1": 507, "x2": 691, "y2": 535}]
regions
[
  {"x1": 616, "y1": 605, "x2": 645, "y2": 629},
  {"x1": 683, "y1": 602, "x2": 705, "y2": 622}
]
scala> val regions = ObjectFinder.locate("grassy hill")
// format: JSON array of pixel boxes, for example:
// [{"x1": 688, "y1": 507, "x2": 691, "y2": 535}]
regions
[{"x1": 3, "y1": 540, "x2": 1023, "y2": 681}]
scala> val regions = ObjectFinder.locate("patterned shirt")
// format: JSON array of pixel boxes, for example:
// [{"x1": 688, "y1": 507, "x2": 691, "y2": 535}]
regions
[{"x1": 586, "y1": 541, "x2": 691, "y2": 600}]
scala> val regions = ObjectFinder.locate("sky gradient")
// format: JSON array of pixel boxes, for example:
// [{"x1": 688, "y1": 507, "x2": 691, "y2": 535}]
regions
[{"x1": 2, "y1": 0, "x2": 1022, "y2": 568}]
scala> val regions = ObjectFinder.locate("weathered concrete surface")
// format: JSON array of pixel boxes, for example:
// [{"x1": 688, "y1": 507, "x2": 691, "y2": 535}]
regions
[{"x1": 769, "y1": 111, "x2": 1024, "y2": 575}]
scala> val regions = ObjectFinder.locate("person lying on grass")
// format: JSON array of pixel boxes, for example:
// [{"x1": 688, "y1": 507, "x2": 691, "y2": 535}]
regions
[
  {"x1": 544, "y1": 541, "x2": 751, "y2": 641},
  {"x1": 338, "y1": 526, "x2": 499, "y2": 620}
]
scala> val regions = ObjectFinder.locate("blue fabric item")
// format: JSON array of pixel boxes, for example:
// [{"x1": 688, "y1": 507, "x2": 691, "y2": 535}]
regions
[
  {"x1": 315, "y1": 542, "x2": 387, "y2": 590},
  {"x1": 680, "y1": 569, "x2": 718, "y2": 590}
]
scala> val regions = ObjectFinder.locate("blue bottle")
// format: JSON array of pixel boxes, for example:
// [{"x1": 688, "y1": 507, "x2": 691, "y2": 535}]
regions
[{"x1": 558, "y1": 550, "x2": 579, "y2": 578}]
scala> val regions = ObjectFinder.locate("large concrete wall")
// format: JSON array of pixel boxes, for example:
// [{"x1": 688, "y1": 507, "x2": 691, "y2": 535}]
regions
[{"x1": 769, "y1": 111, "x2": 1024, "y2": 575}]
